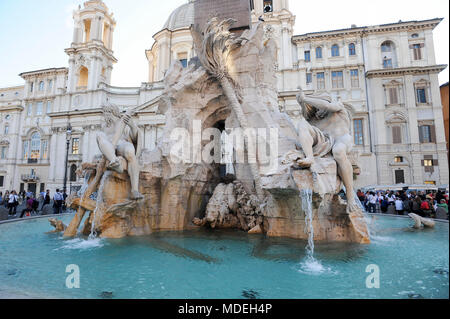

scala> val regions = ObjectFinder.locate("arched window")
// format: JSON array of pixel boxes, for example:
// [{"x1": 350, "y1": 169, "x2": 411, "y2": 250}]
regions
[
  {"x1": 30, "y1": 132, "x2": 41, "y2": 159},
  {"x1": 381, "y1": 41, "x2": 397, "y2": 69},
  {"x1": 39, "y1": 81, "x2": 44, "y2": 91},
  {"x1": 331, "y1": 44, "x2": 340, "y2": 57},
  {"x1": 348, "y1": 43, "x2": 356, "y2": 56},
  {"x1": 315, "y1": 47, "x2": 322, "y2": 59},
  {"x1": 70, "y1": 164, "x2": 77, "y2": 182},
  {"x1": 77, "y1": 66, "x2": 89, "y2": 89},
  {"x1": 381, "y1": 41, "x2": 393, "y2": 52}
]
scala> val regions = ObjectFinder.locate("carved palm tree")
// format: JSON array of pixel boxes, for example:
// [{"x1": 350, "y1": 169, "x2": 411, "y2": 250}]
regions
[{"x1": 193, "y1": 18, "x2": 264, "y2": 200}]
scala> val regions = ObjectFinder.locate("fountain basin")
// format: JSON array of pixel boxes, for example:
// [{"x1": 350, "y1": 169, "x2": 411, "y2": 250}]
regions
[{"x1": 0, "y1": 214, "x2": 448, "y2": 299}]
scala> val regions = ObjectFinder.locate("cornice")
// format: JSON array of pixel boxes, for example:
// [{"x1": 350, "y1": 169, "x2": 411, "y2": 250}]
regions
[
  {"x1": 293, "y1": 18, "x2": 443, "y2": 42},
  {"x1": 366, "y1": 64, "x2": 447, "y2": 78}
]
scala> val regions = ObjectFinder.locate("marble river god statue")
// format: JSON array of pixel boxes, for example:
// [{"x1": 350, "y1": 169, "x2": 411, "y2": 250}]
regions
[{"x1": 60, "y1": 18, "x2": 370, "y2": 244}]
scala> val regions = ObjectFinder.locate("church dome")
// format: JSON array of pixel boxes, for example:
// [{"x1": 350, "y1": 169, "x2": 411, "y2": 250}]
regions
[{"x1": 163, "y1": 0, "x2": 195, "y2": 31}]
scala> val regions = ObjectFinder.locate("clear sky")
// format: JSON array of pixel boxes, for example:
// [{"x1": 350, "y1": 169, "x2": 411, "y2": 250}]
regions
[{"x1": 0, "y1": 0, "x2": 448, "y2": 87}]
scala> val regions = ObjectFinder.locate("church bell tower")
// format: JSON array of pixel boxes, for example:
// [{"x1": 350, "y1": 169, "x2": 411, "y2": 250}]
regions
[{"x1": 65, "y1": 0, "x2": 117, "y2": 93}]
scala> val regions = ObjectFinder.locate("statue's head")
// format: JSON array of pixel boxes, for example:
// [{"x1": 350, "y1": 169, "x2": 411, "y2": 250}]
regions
[
  {"x1": 300, "y1": 92, "x2": 332, "y2": 121},
  {"x1": 102, "y1": 103, "x2": 121, "y2": 127}
]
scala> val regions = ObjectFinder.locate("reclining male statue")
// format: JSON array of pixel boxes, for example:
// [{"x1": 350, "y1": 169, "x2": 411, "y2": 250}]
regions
[
  {"x1": 96, "y1": 103, "x2": 144, "y2": 200},
  {"x1": 295, "y1": 87, "x2": 358, "y2": 212}
]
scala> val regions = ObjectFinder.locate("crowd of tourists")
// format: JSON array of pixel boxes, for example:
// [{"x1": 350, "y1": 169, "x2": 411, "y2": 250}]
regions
[
  {"x1": 356, "y1": 189, "x2": 449, "y2": 220},
  {"x1": 0, "y1": 189, "x2": 69, "y2": 219}
]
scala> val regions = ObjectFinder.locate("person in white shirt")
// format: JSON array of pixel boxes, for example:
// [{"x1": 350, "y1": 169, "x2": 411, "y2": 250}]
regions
[
  {"x1": 53, "y1": 189, "x2": 63, "y2": 215},
  {"x1": 8, "y1": 190, "x2": 19, "y2": 215},
  {"x1": 395, "y1": 198, "x2": 404, "y2": 215},
  {"x1": 367, "y1": 192, "x2": 378, "y2": 213}
]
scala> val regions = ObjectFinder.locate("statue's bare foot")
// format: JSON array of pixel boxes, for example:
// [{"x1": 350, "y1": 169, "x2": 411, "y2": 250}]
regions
[
  {"x1": 297, "y1": 157, "x2": 314, "y2": 168},
  {"x1": 130, "y1": 190, "x2": 144, "y2": 200},
  {"x1": 107, "y1": 159, "x2": 124, "y2": 174}
]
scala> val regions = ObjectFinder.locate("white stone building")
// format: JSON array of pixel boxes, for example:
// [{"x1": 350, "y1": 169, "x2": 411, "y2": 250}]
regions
[{"x1": 0, "y1": 0, "x2": 448, "y2": 195}]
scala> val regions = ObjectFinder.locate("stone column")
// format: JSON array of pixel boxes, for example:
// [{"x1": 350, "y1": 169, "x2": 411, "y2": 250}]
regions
[{"x1": 48, "y1": 131, "x2": 58, "y2": 181}]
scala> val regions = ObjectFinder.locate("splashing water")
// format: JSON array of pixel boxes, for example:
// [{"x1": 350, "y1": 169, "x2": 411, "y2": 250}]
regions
[
  {"x1": 297, "y1": 189, "x2": 333, "y2": 275},
  {"x1": 89, "y1": 173, "x2": 108, "y2": 240},
  {"x1": 301, "y1": 189, "x2": 314, "y2": 258}
]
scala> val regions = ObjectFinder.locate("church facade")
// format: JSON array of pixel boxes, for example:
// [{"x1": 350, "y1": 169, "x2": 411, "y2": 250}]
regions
[{"x1": 0, "y1": 0, "x2": 448, "y2": 195}]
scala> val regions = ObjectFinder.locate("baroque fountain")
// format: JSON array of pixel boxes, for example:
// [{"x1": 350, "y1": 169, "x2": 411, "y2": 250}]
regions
[
  {"x1": 63, "y1": 19, "x2": 370, "y2": 244},
  {"x1": 0, "y1": 19, "x2": 447, "y2": 299}
]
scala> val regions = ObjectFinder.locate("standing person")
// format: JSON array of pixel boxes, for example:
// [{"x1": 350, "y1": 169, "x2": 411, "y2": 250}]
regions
[
  {"x1": 420, "y1": 197, "x2": 432, "y2": 218},
  {"x1": 380, "y1": 196, "x2": 389, "y2": 213},
  {"x1": 8, "y1": 191, "x2": 19, "y2": 215},
  {"x1": 20, "y1": 197, "x2": 33, "y2": 218},
  {"x1": 3, "y1": 191, "x2": 9, "y2": 207},
  {"x1": 42, "y1": 189, "x2": 51, "y2": 208},
  {"x1": 0, "y1": 192, "x2": 2, "y2": 205},
  {"x1": 53, "y1": 189, "x2": 63, "y2": 215},
  {"x1": 367, "y1": 192, "x2": 378, "y2": 213},
  {"x1": 435, "y1": 200, "x2": 448, "y2": 220},
  {"x1": 395, "y1": 198, "x2": 404, "y2": 215},
  {"x1": 412, "y1": 196, "x2": 422, "y2": 215},
  {"x1": 403, "y1": 196, "x2": 412, "y2": 215}
]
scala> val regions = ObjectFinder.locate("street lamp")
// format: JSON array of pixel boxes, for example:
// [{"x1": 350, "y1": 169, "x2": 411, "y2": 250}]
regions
[{"x1": 63, "y1": 123, "x2": 72, "y2": 195}]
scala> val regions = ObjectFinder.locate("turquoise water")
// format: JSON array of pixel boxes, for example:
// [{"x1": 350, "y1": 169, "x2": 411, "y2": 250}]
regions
[{"x1": 0, "y1": 214, "x2": 448, "y2": 299}]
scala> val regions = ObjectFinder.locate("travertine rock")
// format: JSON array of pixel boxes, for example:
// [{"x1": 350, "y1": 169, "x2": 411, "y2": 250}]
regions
[{"x1": 47, "y1": 218, "x2": 67, "y2": 233}]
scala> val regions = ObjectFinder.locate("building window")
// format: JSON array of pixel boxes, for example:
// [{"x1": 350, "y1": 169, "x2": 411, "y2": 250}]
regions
[
  {"x1": 424, "y1": 181, "x2": 436, "y2": 185},
  {"x1": 422, "y1": 155, "x2": 438, "y2": 173},
  {"x1": 23, "y1": 141, "x2": 29, "y2": 159},
  {"x1": 394, "y1": 156, "x2": 403, "y2": 163},
  {"x1": 36, "y1": 102, "x2": 43, "y2": 116},
  {"x1": 306, "y1": 73, "x2": 312, "y2": 84},
  {"x1": 48, "y1": 80, "x2": 53, "y2": 89},
  {"x1": 349, "y1": 43, "x2": 356, "y2": 56},
  {"x1": 353, "y1": 119, "x2": 364, "y2": 145},
  {"x1": 331, "y1": 71, "x2": 343, "y2": 88},
  {"x1": 30, "y1": 132, "x2": 41, "y2": 160},
  {"x1": 411, "y1": 33, "x2": 419, "y2": 38},
  {"x1": 0, "y1": 176, "x2": 4, "y2": 187},
  {"x1": 419, "y1": 125, "x2": 436, "y2": 143},
  {"x1": 1, "y1": 146, "x2": 7, "y2": 159},
  {"x1": 30, "y1": 82, "x2": 34, "y2": 93},
  {"x1": 331, "y1": 44, "x2": 340, "y2": 57},
  {"x1": 179, "y1": 59, "x2": 188, "y2": 68},
  {"x1": 392, "y1": 126, "x2": 402, "y2": 144},
  {"x1": 387, "y1": 87, "x2": 399, "y2": 105},
  {"x1": 383, "y1": 58, "x2": 393, "y2": 69},
  {"x1": 304, "y1": 50, "x2": 311, "y2": 62},
  {"x1": 39, "y1": 81, "x2": 44, "y2": 91},
  {"x1": 350, "y1": 69, "x2": 359, "y2": 88},
  {"x1": 70, "y1": 164, "x2": 77, "y2": 182},
  {"x1": 177, "y1": 52, "x2": 188, "y2": 68},
  {"x1": 41, "y1": 140, "x2": 48, "y2": 160},
  {"x1": 381, "y1": 42, "x2": 393, "y2": 52},
  {"x1": 416, "y1": 88, "x2": 427, "y2": 104},
  {"x1": 412, "y1": 44, "x2": 422, "y2": 60},
  {"x1": 315, "y1": 47, "x2": 322, "y2": 59},
  {"x1": 4, "y1": 125, "x2": 9, "y2": 135},
  {"x1": 27, "y1": 103, "x2": 33, "y2": 116},
  {"x1": 381, "y1": 41, "x2": 397, "y2": 68},
  {"x1": 317, "y1": 72, "x2": 325, "y2": 90},
  {"x1": 395, "y1": 170, "x2": 405, "y2": 184},
  {"x1": 263, "y1": 0, "x2": 273, "y2": 13},
  {"x1": 46, "y1": 101, "x2": 52, "y2": 114},
  {"x1": 72, "y1": 138, "x2": 80, "y2": 155}
]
